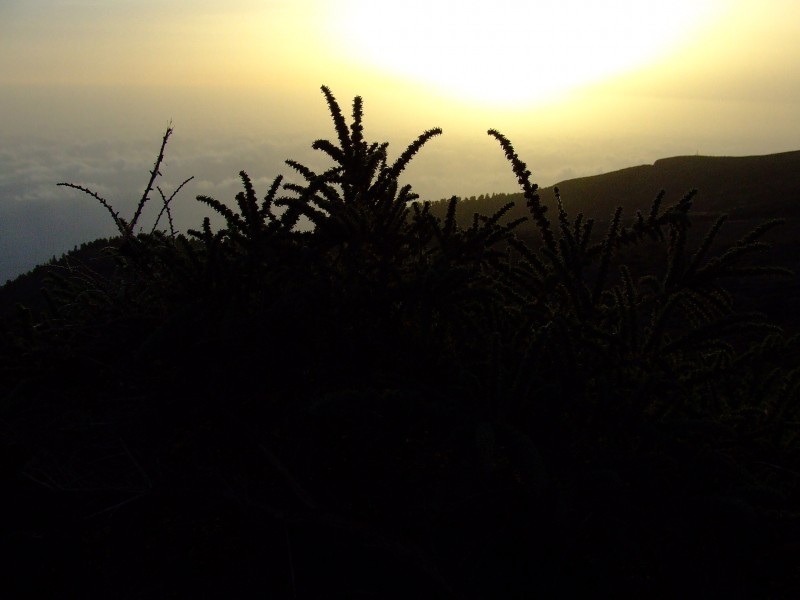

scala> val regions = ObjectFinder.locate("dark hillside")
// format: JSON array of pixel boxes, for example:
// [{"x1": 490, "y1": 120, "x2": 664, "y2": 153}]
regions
[
  {"x1": 426, "y1": 151, "x2": 800, "y2": 332},
  {"x1": 430, "y1": 150, "x2": 800, "y2": 225},
  {"x1": 550, "y1": 152, "x2": 800, "y2": 331},
  {"x1": 0, "y1": 237, "x2": 119, "y2": 320},
  {"x1": 555, "y1": 150, "x2": 800, "y2": 220}
]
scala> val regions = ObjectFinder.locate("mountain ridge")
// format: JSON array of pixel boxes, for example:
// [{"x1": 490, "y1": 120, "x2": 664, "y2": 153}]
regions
[
  {"x1": 544, "y1": 149, "x2": 800, "y2": 220},
  {"x1": 436, "y1": 149, "x2": 800, "y2": 226}
]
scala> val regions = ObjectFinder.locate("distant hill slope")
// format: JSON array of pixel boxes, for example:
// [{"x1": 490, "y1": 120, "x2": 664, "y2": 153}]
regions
[
  {"x1": 427, "y1": 150, "x2": 800, "y2": 332},
  {"x1": 434, "y1": 150, "x2": 800, "y2": 224},
  {"x1": 0, "y1": 237, "x2": 119, "y2": 320},
  {"x1": 553, "y1": 150, "x2": 800, "y2": 220}
]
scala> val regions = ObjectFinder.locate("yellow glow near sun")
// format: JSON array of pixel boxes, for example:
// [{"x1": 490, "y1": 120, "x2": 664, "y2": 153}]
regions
[{"x1": 335, "y1": 0, "x2": 722, "y2": 107}]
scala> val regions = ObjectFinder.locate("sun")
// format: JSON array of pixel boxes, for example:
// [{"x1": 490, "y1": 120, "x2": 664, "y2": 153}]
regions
[{"x1": 333, "y1": 0, "x2": 722, "y2": 107}]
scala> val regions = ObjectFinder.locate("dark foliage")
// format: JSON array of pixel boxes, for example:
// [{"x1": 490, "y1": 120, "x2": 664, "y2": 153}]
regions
[{"x1": 2, "y1": 87, "x2": 800, "y2": 598}]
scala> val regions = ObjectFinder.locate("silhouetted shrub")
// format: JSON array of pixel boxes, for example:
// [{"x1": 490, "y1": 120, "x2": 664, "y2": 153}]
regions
[{"x1": 2, "y1": 87, "x2": 799, "y2": 598}]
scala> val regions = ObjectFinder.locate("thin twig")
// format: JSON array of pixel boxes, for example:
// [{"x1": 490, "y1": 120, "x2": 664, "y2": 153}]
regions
[
  {"x1": 285, "y1": 523, "x2": 298, "y2": 599},
  {"x1": 153, "y1": 175, "x2": 194, "y2": 236},
  {"x1": 85, "y1": 491, "x2": 148, "y2": 519},
  {"x1": 56, "y1": 182, "x2": 125, "y2": 234},
  {"x1": 257, "y1": 441, "x2": 318, "y2": 510},
  {"x1": 119, "y1": 436, "x2": 153, "y2": 488},
  {"x1": 129, "y1": 125, "x2": 173, "y2": 235}
]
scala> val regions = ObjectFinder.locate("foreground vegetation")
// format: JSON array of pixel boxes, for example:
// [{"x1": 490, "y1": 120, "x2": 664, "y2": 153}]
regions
[{"x1": 2, "y1": 87, "x2": 800, "y2": 597}]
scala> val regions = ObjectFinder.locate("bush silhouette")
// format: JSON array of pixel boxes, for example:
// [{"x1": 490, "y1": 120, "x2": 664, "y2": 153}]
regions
[{"x1": 2, "y1": 86, "x2": 799, "y2": 598}]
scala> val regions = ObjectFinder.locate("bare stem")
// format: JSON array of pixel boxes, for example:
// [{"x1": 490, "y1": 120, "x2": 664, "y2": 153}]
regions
[
  {"x1": 56, "y1": 182, "x2": 125, "y2": 234},
  {"x1": 130, "y1": 125, "x2": 173, "y2": 235}
]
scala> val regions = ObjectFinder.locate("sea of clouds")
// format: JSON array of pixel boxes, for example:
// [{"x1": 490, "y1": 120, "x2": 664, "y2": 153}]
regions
[
  {"x1": 0, "y1": 131, "x2": 318, "y2": 283},
  {"x1": 0, "y1": 124, "x2": 688, "y2": 285}
]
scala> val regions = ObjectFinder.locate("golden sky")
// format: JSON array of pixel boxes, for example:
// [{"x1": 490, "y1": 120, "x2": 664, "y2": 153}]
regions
[
  {"x1": 0, "y1": 1, "x2": 797, "y2": 135},
  {"x1": 1, "y1": 0, "x2": 799, "y2": 281},
  {"x1": 2, "y1": 1, "x2": 798, "y2": 121}
]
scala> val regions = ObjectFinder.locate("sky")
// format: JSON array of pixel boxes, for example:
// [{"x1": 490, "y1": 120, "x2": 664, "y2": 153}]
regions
[{"x1": 1, "y1": 0, "x2": 799, "y2": 283}]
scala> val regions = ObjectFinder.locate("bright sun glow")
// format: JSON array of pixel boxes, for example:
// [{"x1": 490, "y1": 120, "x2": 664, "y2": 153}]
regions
[{"x1": 335, "y1": 0, "x2": 721, "y2": 107}]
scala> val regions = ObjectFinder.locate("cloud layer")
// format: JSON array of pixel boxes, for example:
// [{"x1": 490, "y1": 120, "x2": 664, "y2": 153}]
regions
[{"x1": 0, "y1": 124, "x2": 701, "y2": 284}]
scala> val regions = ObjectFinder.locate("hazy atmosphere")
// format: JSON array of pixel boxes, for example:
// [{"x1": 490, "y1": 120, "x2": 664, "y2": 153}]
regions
[
  {"x1": 2, "y1": 0, "x2": 799, "y2": 283},
  {"x1": 5, "y1": 4, "x2": 800, "y2": 596}
]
